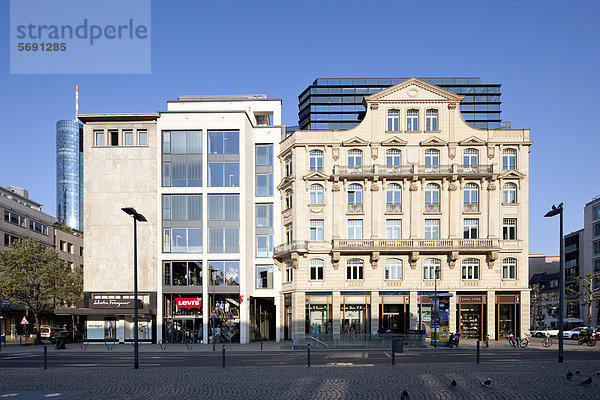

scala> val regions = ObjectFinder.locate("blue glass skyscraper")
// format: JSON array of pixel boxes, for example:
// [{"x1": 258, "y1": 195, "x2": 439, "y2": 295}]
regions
[{"x1": 56, "y1": 119, "x2": 83, "y2": 231}]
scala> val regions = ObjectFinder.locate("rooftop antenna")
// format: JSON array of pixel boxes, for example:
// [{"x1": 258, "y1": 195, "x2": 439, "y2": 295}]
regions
[{"x1": 75, "y1": 84, "x2": 79, "y2": 120}]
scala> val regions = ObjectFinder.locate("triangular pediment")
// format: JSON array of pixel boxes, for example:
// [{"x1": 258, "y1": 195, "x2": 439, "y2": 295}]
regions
[
  {"x1": 381, "y1": 136, "x2": 408, "y2": 146},
  {"x1": 459, "y1": 136, "x2": 486, "y2": 146},
  {"x1": 420, "y1": 136, "x2": 447, "y2": 146},
  {"x1": 499, "y1": 170, "x2": 525, "y2": 180},
  {"x1": 365, "y1": 78, "x2": 464, "y2": 102},
  {"x1": 341, "y1": 136, "x2": 369, "y2": 147},
  {"x1": 277, "y1": 176, "x2": 294, "y2": 190},
  {"x1": 303, "y1": 171, "x2": 329, "y2": 181}
]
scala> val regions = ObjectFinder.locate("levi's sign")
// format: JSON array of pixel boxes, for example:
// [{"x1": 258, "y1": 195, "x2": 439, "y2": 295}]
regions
[{"x1": 176, "y1": 298, "x2": 202, "y2": 309}]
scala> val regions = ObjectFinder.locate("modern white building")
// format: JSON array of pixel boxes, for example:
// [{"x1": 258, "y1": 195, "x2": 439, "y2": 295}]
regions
[{"x1": 77, "y1": 95, "x2": 282, "y2": 344}]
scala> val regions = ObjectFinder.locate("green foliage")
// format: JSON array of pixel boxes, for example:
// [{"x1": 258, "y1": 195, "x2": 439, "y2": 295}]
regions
[
  {"x1": 567, "y1": 273, "x2": 600, "y2": 327},
  {"x1": 0, "y1": 239, "x2": 83, "y2": 328}
]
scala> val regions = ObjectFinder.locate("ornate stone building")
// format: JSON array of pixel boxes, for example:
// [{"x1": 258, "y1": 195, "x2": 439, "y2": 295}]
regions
[{"x1": 274, "y1": 78, "x2": 530, "y2": 341}]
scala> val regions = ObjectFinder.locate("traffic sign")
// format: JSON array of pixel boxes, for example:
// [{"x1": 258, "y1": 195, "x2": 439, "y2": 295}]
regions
[{"x1": 20, "y1": 317, "x2": 29, "y2": 325}]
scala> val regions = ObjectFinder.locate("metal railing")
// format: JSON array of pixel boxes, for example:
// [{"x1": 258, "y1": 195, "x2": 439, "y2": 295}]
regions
[
  {"x1": 293, "y1": 333, "x2": 426, "y2": 348},
  {"x1": 334, "y1": 165, "x2": 374, "y2": 176},
  {"x1": 456, "y1": 164, "x2": 494, "y2": 174},
  {"x1": 273, "y1": 240, "x2": 308, "y2": 257},
  {"x1": 376, "y1": 165, "x2": 414, "y2": 176},
  {"x1": 417, "y1": 165, "x2": 453, "y2": 174},
  {"x1": 332, "y1": 164, "x2": 494, "y2": 178},
  {"x1": 334, "y1": 238, "x2": 498, "y2": 251}
]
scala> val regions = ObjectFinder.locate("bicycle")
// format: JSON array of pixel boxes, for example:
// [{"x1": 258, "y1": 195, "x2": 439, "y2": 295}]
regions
[
  {"x1": 507, "y1": 333, "x2": 518, "y2": 347},
  {"x1": 483, "y1": 334, "x2": 490, "y2": 348},
  {"x1": 519, "y1": 333, "x2": 531, "y2": 348},
  {"x1": 542, "y1": 332, "x2": 553, "y2": 348}
]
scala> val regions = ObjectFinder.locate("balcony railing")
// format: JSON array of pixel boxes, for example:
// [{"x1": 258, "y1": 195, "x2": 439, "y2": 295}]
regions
[
  {"x1": 376, "y1": 165, "x2": 414, "y2": 176},
  {"x1": 347, "y1": 204, "x2": 363, "y2": 214},
  {"x1": 417, "y1": 165, "x2": 453, "y2": 174},
  {"x1": 386, "y1": 204, "x2": 403, "y2": 214},
  {"x1": 424, "y1": 204, "x2": 441, "y2": 213},
  {"x1": 333, "y1": 165, "x2": 375, "y2": 176},
  {"x1": 333, "y1": 238, "x2": 499, "y2": 251},
  {"x1": 463, "y1": 203, "x2": 480, "y2": 213},
  {"x1": 456, "y1": 165, "x2": 494, "y2": 174},
  {"x1": 273, "y1": 240, "x2": 308, "y2": 257},
  {"x1": 332, "y1": 164, "x2": 495, "y2": 179}
]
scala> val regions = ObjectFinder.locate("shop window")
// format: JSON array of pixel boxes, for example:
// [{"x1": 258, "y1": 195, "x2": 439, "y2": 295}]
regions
[
  {"x1": 461, "y1": 258, "x2": 480, "y2": 280},
  {"x1": 208, "y1": 261, "x2": 240, "y2": 286},
  {"x1": 165, "y1": 261, "x2": 202, "y2": 286},
  {"x1": 310, "y1": 259, "x2": 324, "y2": 281}
]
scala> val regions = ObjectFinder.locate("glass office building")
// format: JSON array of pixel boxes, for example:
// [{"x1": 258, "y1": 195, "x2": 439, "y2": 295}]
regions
[
  {"x1": 56, "y1": 119, "x2": 83, "y2": 231},
  {"x1": 298, "y1": 77, "x2": 507, "y2": 131}
]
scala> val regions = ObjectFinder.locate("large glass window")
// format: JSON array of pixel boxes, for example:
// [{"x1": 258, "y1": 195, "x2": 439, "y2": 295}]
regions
[
  {"x1": 164, "y1": 228, "x2": 203, "y2": 253},
  {"x1": 386, "y1": 183, "x2": 402, "y2": 205},
  {"x1": 256, "y1": 173, "x2": 274, "y2": 196},
  {"x1": 346, "y1": 258, "x2": 364, "y2": 280},
  {"x1": 387, "y1": 109, "x2": 399, "y2": 131},
  {"x1": 163, "y1": 161, "x2": 202, "y2": 187},
  {"x1": 386, "y1": 219, "x2": 402, "y2": 239},
  {"x1": 502, "y1": 149, "x2": 517, "y2": 170},
  {"x1": 348, "y1": 184, "x2": 363, "y2": 205},
  {"x1": 256, "y1": 265, "x2": 273, "y2": 289},
  {"x1": 310, "y1": 259, "x2": 324, "y2": 281},
  {"x1": 386, "y1": 149, "x2": 401, "y2": 166},
  {"x1": 310, "y1": 219, "x2": 324, "y2": 241},
  {"x1": 309, "y1": 150, "x2": 324, "y2": 171},
  {"x1": 464, "y1": 183, "x2": 479, "y2": 206},
  {"x1": 162, "y1": 195, "x2": 202, "y2": 221},
  {"x1": 503, "y1": 218, "x2": 517, "y2": 240},
  {"x1": 347, "y1": 149, "x2": 362, "y2": 167},
  {"x1": 4, "y1": 211, "x2": 26, "y2": 227},
  {"x1": 462, "y1": 258, "x2": 480, "y2": 280},
  {"x1": 256, "y1": 204, "x2": 273, "y2": 227},
  {"x1": 309, "y1": 184, "x2": 324, "y2": 205},
  {"x1": 425, "y1": 149, "x2": 440, "y2": 166},
  {"x1": 407, "y1": 109, "x2": 419, "y2": 131},
  {"x1": 463, "y1": 149, "x2": 478, "y2": 166},
  {"x1": 463, "y1": 219, "x2": 479, "y2": 239},
  {"x1": 425, "y1": 109, "x2": 438, "y2": 131},
  {"x1": 256, "y1": 234, "x2": 273, "y2": 258},
  {"x1": 423, "y1": 258, "x2": 441, "y2": 280},
  {"x1": 503, "y1": 183, "x2": 517, "y2": 204},
  {"x1": 209, "y1": 261, "x2": 240, "y2": 286},
  {"x1": 208, "y1": 162, "x2": 239, "y2": 187},
  {"x1": 29, "y1": 220, "x2": 49, "y2": 235},
  {"x1": 425, "y1": 219, "x2": 440, "y2": 239},
  {"x1": 385, "y1": 258, "x2": 403, "y2": 280},
  {"x1": 208, "y1": 228, "x2": 239, "y2": 253},
  {"x1": 425, "y1": 183, "x2": 440, "y2": 205},
  {"x1": 164, "y1": 261, "x2": 202, "y2": 286},
  {"x1": 502, "y1": 258, "x2": 517, "y2": 280},
  {"x1": 347, "y1": 219, "x2": 362, "y2": 239},
  {"x1": 208, "y1": 195, "x2": 239, "y2": 221},
  {"x1": 594, "y1": 205, "x2": 600, "y2": 220},
  {"x1": 163, "y1": 131, "x2": 202, "y2": 154},
  {"x1": 256, "y1": 144, "x2": 273, "y2": 166},
  {"x1": 208, "y1": 131, "x2": 239, "y2": 154}
]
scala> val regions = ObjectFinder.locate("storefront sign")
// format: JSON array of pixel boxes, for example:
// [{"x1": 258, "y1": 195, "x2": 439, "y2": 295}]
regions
[
  {"x1": 306, "y1": 295, "x2": 331, "y2": 304},
  {"x1": 342, "y1": 296, "x2": 370, "y2": 304},
  {"x1": 175, "y1": 298, "x2": 202, "y2": 309},
  {"x1": 496, "y1": 295, "x2": 520, "y2": 304},
  {"x1": 90, "y1": 299, "x2": 140, "y2": 309},
  {"x1": 380, "y1": 295, "x2": 409, "y2": 304},
  {"x1": 458, "y1": 295, "x2": 486, "y2": 304}
]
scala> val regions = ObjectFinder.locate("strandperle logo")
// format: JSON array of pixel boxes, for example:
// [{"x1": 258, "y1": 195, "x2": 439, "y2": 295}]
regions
[
  {"x1": 10, "y1": 0, "x2": 151, "y2": 74},
  {"x1": 15, "y1": 19, "x2": 149, "y2": 45}
]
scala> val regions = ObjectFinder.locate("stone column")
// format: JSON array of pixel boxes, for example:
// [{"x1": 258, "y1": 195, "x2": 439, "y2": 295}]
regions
[
  {"x1": 519, "y1": 289, "x2": 530, "y2": 338},
  {"x1": 292, "y1": 291, "x2": 305, "y2": 339},
  {"x1": 409, "y1": 291, "x2": 419, "y2": 329},
  {"x1": 486, "y1": 290, "x2": 496, "y2": 340},
  {"x1": 449, "y1": 291, "x2": 458, "y2": 333},
  {"x1": 332, "y1": 291, "x2": 341, "y2": 335},
  {"x1": 370, "y1": 291, "x2": 379, "y2": 334}
]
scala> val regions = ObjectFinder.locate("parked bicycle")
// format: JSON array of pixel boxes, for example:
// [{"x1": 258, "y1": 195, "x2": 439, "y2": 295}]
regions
[
  {"x1": 507, "y1": 333, "x2": 518, "y2": 347},
  {"x1": 578, "y1": 329, "x2": 597, "y2": 347},
  {"x1": 542, "y1": 332, "x2": 553, "y2": 348},
  {"x1": 519, "y1": 333, "x2": 531, "y2": 348},
  {"x1": 507, "y1": 332, "x2": 530, "y2": 348}
]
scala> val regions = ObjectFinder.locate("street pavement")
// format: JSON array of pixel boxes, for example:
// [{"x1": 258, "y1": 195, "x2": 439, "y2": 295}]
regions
[{"x1": 0, "y1": 339, "x2": 598, "y2": 399}]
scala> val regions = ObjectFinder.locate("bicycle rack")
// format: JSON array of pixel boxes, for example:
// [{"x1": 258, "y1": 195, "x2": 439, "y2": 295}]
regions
[
  {"x1": 157, "y1": 340, "x2": 167, "y2": 351},
  {"x1": 104, "y1": 339, "x2": 117, "y2": 351},
  {"x1": 77, "y1": 340, "x2": 89, "y2": 350},
  {"x1": 185, "y1": 340, "x2": 193, "y2": 350}
]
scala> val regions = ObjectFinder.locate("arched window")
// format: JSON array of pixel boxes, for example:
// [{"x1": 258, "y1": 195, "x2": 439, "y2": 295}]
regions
[
  {"x1": 503, "y1": 182, "x2": 517, "y2": 204},
  {"x1": 407, "y1": 109, "x2": 419, "y2": 131},
  {"x1": 464, "y1": 183, "x2": 479, "y2": 205},
  {"x1": 503, "y1": 257, "x2": 517, "y2": 280},
  {"x1": 423, "y1": 258, "x2": 441, "y2": 280},
  {"x1": 348, "y1": 149, "x2": 363, "y2": 167},
  {"x1": 284, "y1": 156, "x2": 292, "y2": 177},
  {"x1": 385, "y1": 258, "x2": 403, "y2": 280},
  {"x1": 463, "y1": 149, "x2": 479, "y2": 166},
  {"x1": 309, "y1": 150, "x2": 324, "y2": 171},
  {"x1": 425, "y1": 183, "x2": 440, "y2": 205},
  {"x1": 346, "y1": 258, "x2": 364, "y2": 280},
  {"x1": 462, "y1": 258, "x2": 480, "y2": 280},
  {"x1": 425, "y1": 149, "x2": 440, "y2": 166},
  {"x1": 386, "y1": 183, "x2": 402, "y2": 205},
  {"x1": 386, "y1": 149, "x2": 401, "y2": 166},
  {"x1": 347, "y1": 184, "x2": 363, "y2": 205},
  {"x1": 502, "y1": 149, "x2": 517, "y2": 170},
  {"x1": 309, "y1": 184, "x2": 324, "y2": 205},
  {"x1": 310, "y1": 259, "x2": 324, "y2": 281},
  {"x1": 387, "y1": 109, "x2": 400, "y2": 131},
  {"x1": 425, "y1": 109, "x2": 438, "y2": 131}
]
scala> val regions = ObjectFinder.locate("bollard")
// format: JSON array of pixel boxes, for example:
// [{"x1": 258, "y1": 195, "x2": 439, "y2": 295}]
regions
[
  {"x1": 307, "y1": 343, "x2": 311, "y2": 368},
  {"x1": 44, "y1": 345, "x2": 47, "y2": 370},
  {"x1": 19, "y1": 337, "x2": 22, "y2": 346},
  {"x1": 392, "y1": 341, "x2": 395, "y2": 366},
  {"x1": 476, "y1": 340, "x2": 480, "y2": 365},
  {"x1": 222, "y1": 345, "x2": 226, "y2": 369},
  {"x1": 261, "y1": 337, "x2": 263, "y2": 351}
]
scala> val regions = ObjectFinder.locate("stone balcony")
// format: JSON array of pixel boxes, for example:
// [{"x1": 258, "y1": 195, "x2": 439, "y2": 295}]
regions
[
  {"x1": 332, "y1": 164, "x2": 495, "y2": 179},
  {"x1": 332, "y1": 238, "x2": 500, "y2": 253}
]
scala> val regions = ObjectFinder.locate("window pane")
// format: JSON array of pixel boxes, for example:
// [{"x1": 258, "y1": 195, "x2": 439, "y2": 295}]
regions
[
  {"x1": 171, "y1": 131, "x2": 187, "y2": 154},
  {"x1": 224, "y1": 131, "x2": 239, "y2": 154},
  {"x1": 188, "y1": 229, "x2": 203, "y2": 252},
  {"x1": 138, "y1": 131, "x2": 148, "y2": 146}
]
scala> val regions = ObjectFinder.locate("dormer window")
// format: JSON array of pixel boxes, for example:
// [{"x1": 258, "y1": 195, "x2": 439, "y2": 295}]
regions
[
  {"x1": 387, "y1": 109, "x2": 400, "y2": 131},
  {"x1": 406, "y1": 109, "x2": 419, "y2": 131}
]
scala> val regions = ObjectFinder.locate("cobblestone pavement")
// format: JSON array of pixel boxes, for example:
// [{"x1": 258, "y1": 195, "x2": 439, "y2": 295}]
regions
[{"x1": 1, "y1": 361, "x2": 600, "y2": 399}]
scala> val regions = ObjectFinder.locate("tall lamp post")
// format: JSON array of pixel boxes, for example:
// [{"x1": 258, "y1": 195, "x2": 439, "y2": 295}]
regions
[
  {"x1": 433, "y1": 264, "x2": 440, "y2": 348},
  {"x1": 544, "y1": 203, "x2": 564, "y2": 363},
  {"x1": 121, "y1": 207, "x2": 147, "y2": 370},
  {"x1": 209, "y1": 266, "x2": 217, "y2": 351}
]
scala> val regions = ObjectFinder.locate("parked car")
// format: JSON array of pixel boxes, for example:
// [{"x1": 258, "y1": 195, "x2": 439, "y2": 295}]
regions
[
  {"x1": 531, "y1": 327, "x2": 560, "y2": 337},
  {"x1": 50, "y1": 331, "x2": 83, "y2": 344},
  {"x1": 563, "y1": 327, "x2": 591, "y2": 340},
  {"x1": 40, "y1": 326, "x2": 65, "y2": 340}
]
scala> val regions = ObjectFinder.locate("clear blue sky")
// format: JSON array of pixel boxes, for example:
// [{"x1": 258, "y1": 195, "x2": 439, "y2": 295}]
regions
[{"x1": 1, "y1": 0, "x2": 598, "y2": 256}]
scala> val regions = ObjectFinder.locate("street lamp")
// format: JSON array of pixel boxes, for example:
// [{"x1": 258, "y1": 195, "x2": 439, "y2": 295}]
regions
[
  {"x1": 544, "y1": 202, "x2": 564, "y2": 363},
  {"x1": 121, "y1": 207, "x2": 147, "y2": 370},
  {"x1": 433, "y1": 264, "x2": 440, "y2": 348},
  {"x1": 209, "y1": 266, "x2": 217, "y2": 351}
]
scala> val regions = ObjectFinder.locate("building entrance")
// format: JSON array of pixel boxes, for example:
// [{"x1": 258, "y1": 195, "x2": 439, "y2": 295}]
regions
[
  {"x1": 378, "y1": 295, "x2": 410, "y2": 334},
  {"x1": 250, "y1": 297, "x2": 276, "y2": 341},
  {"x1": 166, "y1": 318, "x2": 203, "y2": 343}
]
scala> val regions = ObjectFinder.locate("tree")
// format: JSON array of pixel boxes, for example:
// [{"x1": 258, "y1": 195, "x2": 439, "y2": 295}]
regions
[
  {"x1": 567, "y1": 273, "x2": 600, "y2": 328},
  {"x1": 0, "y1": 239, "x2": 83, "y2": 342},
  {"x1": 530, "y1": 284, "x2": 549, "y2": 329}
]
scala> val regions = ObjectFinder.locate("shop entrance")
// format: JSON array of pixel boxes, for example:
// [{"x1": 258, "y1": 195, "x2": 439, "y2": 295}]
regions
[
  {"x1": 250, "y1": 297, "x2": 276, "y2": 341},
  {"x1": 457, "y1": 294, "x2": 487, "y2": 340},
  {"x1": 496, "y1": 294, "x2": 520, "y2": 340},
  {"x1": 166, "y1": 318, "x2": 203, "y2": 343},
  {"x1": 378, "y1": 295, "x2": 409, "y2": 334}
]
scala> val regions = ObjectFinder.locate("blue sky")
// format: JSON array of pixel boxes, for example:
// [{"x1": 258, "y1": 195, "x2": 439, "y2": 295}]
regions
[{"x1": 1, "y1": 0, "x2": 598, "y2": 256}]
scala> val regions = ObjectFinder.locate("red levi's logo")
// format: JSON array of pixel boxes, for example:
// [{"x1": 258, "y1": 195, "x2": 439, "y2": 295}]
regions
[{"x1": 176, "y1": 298, "x2": 202, "y2": 309}]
